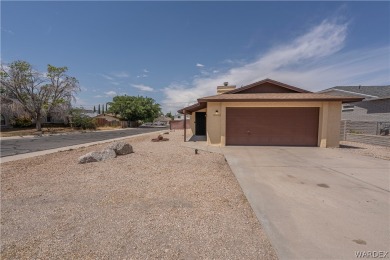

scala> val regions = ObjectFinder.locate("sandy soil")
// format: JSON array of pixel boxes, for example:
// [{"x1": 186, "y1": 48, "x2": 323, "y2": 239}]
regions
[{"x1": 1, "y1": 131, "x2": 277, "y2": 259}]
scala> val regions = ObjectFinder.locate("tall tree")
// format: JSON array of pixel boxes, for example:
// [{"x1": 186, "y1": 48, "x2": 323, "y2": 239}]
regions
[
  {"x1": 165, "y1": 112, "x2": 174, "y2": 120},
  {"x1": 93, "y1": 105, "x2": 96, "y2": 113},
  {"x1": 0, "y1": 60, "x2": 79, "y2": 131},
  {"x1": 102, "y1": 104, "x2": 105, "y2": 114},
  {"x1": 108, "y1": 95, "x2": 161, "y2": 122},
  {"x1": 98, "y1": 104, "x2": 101, "y2": 114}
]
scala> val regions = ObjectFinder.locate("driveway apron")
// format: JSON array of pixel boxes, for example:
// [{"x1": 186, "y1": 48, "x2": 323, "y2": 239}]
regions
[{"x1": 222, "y1": 146, "x2": 390, "y2": 260}]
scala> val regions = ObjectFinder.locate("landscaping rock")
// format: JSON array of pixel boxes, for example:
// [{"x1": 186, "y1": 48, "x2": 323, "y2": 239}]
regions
[
  {"x1": 78, "y1": 149, "x2": 117, "y2": 164},
  {"x1": 100, "y1": 148, "x2": 117, "y2": 160},
  {"x1": 107, "y1": 141, "x2": 133, "y2": 155},
  {"x1": 78, "y1": 151, "x2": 103, "y2": 164},
  {"x1": 151, "y1": 135, "x2": 169, "y2": 142}
]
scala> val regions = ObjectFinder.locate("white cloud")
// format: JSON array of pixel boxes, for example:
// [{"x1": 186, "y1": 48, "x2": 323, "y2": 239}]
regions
[
  {"x1": 131, "y1": 84, "x2": 154, "y2": 92},
  {"x1": 111, "y1": 72, "x2": 129, "y2": 78},
  {"x1": 1, "y1": 28, "x2": 14, "y2": 35},
  {"x1": 136, "y1": 74, "x2": 148, "y2": 78},
  {"x1": 162, "y1": 19, "x2": 390, "y2": 113},
  {"x1": 143, "y1": 69, "x2": 149, "y2": 73},
  {"x1": 101, "y1": 74, "x2": 114, "y2": 80},
  {"x1": 196, "y1": 63, "x2": 205, "y2": 67},
  {"x1": 105, "y1": 91, "x2": 117, "y2": 97},
  {"x1": 94, "y1": 95, "x2": 103, "y2": 98}
]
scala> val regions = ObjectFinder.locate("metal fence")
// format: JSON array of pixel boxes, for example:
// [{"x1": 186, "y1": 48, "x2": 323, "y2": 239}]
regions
[{"x1": 340, "y1": 121, "x2": 390, "y2": 147}]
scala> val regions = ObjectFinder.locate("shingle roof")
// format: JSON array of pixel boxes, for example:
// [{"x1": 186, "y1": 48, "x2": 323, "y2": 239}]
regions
[
  {"x1": 198, "y1": 93, "x2": 363, "y2": 102},
  {"x1": 321, "y1": 86, "x2": 390, "y2": 98},
  {"x1": 225, "y1": 78, "x2": 311, "y2": 94}
]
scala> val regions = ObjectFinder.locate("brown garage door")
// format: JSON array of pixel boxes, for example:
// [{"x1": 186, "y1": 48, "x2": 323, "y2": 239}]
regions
[{"x1": 226, "y1": 107, "x2": 319, "y2": 146}]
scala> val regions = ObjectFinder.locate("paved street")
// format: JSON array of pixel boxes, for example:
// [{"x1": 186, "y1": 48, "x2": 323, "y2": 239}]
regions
[{"x1": 0, "y1": 128, "x2": 166, "y2": 157}]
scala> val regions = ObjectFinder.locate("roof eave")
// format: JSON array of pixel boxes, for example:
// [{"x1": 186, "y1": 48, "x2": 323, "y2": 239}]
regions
[{"x1": 198, "y1": 98, "x2": 364, "y2": 103}]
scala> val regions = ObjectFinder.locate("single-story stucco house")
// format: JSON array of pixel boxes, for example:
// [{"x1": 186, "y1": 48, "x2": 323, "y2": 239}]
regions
[{"x1": 178, "y1": 79, "x2": 363, "y2": 148}]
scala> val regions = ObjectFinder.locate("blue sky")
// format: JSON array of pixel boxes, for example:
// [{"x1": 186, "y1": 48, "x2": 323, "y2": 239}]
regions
[{"x1": 2, "y1": 1, "x2": 389, "y2": 113}]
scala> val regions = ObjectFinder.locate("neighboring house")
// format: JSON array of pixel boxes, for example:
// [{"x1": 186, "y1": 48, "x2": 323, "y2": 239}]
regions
[
  {"x1": 153, "y1": 115, "x2": 171, "y2": 126},
  {"x1": 178, "y1": 78, "x2": 362, "y2": 148},
  {"x1": 319, "y1": 86, "x2": 390, "y2": 122},
  {"x1": 94, "y1": 114, "x2": 121, "y2": 122},
  {"x1": 1, "y1": 95, "x2": 30, "y2": 128},
  {"x1": 82, "y1": 109, "x2": 98, "y2": 118},
  {"x1": 1, "y1": 114, "x2": 9, "y2": 128},
  {"x1": 174, "y1": 114, "x2": 190, "y2": 120}
]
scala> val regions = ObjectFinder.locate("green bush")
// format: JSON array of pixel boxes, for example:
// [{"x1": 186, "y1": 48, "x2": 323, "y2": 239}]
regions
[
  {"x1": 12, "y1": 117, "x2": 33, "y2": 127},
  {"x1": 72, "y1": 116, "x2": 96, "y2": 130},
  {"x1": 70, "y1": 109, "x2": 96, "y2": 130}
]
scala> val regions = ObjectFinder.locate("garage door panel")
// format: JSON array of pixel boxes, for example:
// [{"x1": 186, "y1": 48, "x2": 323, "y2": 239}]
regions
[{"x1": 226, "y1": 107, "x2": 319, "y2": 146}]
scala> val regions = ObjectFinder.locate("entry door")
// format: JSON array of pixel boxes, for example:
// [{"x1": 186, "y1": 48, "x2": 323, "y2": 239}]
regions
[{"x1": 195, "y1": 112, "x2": 206, "y2": 135}]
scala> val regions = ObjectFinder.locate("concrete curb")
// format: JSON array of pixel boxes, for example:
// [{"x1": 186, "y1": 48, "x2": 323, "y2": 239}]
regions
[{"x1": 0, "y1": 131, "x2": 161, "y2": 164}]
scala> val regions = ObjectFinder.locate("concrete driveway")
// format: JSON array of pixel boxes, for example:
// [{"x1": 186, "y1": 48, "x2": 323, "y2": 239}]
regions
[{"x1": 223, "y1": 146, "x2": 389, "y2": 260}]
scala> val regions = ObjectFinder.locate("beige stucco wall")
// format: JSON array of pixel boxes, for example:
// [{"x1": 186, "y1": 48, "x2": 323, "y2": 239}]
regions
[{"x1": 200, "y1": 101, "x2": 342, "y2": 148}]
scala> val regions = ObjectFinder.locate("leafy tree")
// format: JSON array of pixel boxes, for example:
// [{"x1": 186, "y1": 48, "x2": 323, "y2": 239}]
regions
[
  {"x1": 93, "y1": 105, "x2": 96, "y2": 113},
  {"x1": 165, "y1": 112, "x2": 174, "y2": 120},
  {"x1": 108, "y1": 95, "x2": 161, "y2": 122},
  {"x1": 102, "y1": 104, "x2": 105, "y2": 114},
  {"x1": 0, "y1": 60, "x2": 79, "y2": 131},
  {"x1": 98, "y1": 104, "x2": 101, "y2": 114}
]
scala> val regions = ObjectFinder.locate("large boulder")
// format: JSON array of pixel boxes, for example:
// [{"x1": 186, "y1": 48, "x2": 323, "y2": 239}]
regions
[
  {"x1": 100, "y1": 148, "x2": 117, "y2": 160},
  {"x1": 107, "y1": 141, "x2": 133, "y2": 155},
  {"x1": 78, "y1": 149, "x2": 117, "y2": 164}
]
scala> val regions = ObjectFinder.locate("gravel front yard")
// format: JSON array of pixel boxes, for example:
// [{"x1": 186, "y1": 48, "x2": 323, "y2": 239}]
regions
[
  {"x1": 338, "y1": 141, "x2": 390, "y2": 160},
  {"x1": 1, "y1": 131, "x2": 277, "y2": 259}
]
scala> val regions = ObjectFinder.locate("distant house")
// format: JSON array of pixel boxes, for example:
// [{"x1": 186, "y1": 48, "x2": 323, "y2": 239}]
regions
[
  {"x1": 94, "y1": 114, "x2": 121, "y2": 122},
  {"x1": 1, "y1": 95, "x2": 32, "y2": 128},
  {"x1": 319, "y1": 86, "x2": 390, "y2": 122},
  {"x1": 81, "y1": 109, "x2": 98, "y2": 118},
  {"x1": 0, "y1": 96, "x2": 68, "y2": 128},
  {"x1": 174, "y1": 114, "x2": 190, "y2": 120},
  {"x1": 153, "y1": 115, "x2": 171, "y2": 126}
]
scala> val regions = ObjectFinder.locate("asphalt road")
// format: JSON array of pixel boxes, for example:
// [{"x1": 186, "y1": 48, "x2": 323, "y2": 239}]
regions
[{"x1": 0, "y1": 128, "x2": 167, "y2": 157}]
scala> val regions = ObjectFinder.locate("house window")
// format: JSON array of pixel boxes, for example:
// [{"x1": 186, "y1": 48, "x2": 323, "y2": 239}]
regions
[
  {"x1": 342, "y1": 104, "x2": 354, "y2": 112},
  {"x1": 1, "y1": 115, "x2": 5, "y2": 125},
  {"x1": 47, "y1": 116, "x2": 52, "y2": 123}
]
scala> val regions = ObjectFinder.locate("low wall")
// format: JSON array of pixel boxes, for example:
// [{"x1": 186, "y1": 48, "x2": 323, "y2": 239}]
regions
[
  {"x1": 344, "y1": 134, "x2": 390, "y2": 147},
  {"x1": 170, "y1": 120, "x2": 190, "y2": 130}
]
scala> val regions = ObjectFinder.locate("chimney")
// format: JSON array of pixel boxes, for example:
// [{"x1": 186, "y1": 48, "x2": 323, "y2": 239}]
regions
[{"x1": 217, "y1": 82, "x2": 236, "y2": 94}]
